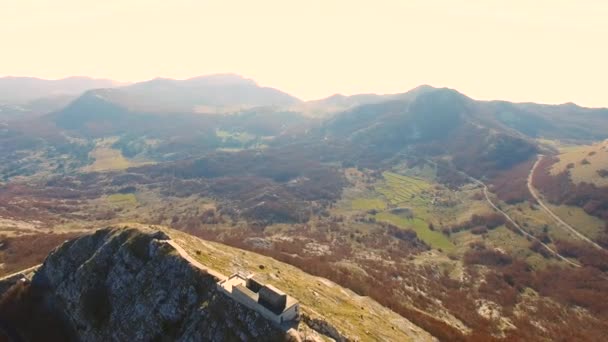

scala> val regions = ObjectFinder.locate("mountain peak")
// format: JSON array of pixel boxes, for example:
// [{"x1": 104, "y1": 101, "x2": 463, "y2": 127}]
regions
[
  {"x1": 26, "y1": 226, "x2": 292, "y2": 341},
  {"x1": 185, "y1": 73, "x2": 257, "y2": 86}
]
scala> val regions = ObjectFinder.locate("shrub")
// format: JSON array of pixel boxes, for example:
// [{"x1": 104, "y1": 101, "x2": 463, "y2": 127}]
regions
[{"x1": 464, "y1": 247, "x2": 513, "y2": 266}]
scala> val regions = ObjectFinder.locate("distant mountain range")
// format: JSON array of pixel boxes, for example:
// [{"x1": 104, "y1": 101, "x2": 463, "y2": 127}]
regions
[
  {"x1": 2, "y1": 73, "x2": 608, "y2": 174},
  {"x1": 110, "y1": 74, "x2": 301, "y2": 113},
  {"x1": 0, "y1": 76, "x2": 124, "y2": 104},
  {"x1": 0, "y1": 74, "x2": 301, "y2": 119},
  {"x1": 4, "y1": 75, "x2": 601, "y2": 180},
  {"x1": 3, "y1": 74, "x2": 607, "y2": 140}
]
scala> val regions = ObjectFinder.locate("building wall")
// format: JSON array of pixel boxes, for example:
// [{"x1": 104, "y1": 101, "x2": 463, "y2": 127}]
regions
[
  {"x1": 280, "y1": 304, "x2": 299, "y2": 322},
  {"x1": 230, "y1": 286, "x2": 282, "y2": 325},
  {"x1": 217, "y1": 276, "x2": 300, "y2": 326},
  {"x1": 232, "y1": 286, "x2": 260, "y2": 309}
]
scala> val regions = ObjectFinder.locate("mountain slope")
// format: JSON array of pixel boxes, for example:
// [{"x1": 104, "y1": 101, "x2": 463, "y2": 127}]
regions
[
  {"x1": 1, "y1": 225, "x2": 434, "y2": 342},
  {"x1": 293, "y1": 85, "x2": 438, "y2": 118},
  {"x1": 479, "y1": 101, "x2": 608, "y2": 141},
  {"x1": 310, "y1": 87, "x2": 538, "y2": 177},
  {"x1": 299, "y1": 85, "x2": 608, "y2": 142},
  {"x1": 2, "y1": 227, "x2": 288, "y2": 341},
  {"x1": 111, "y1": 74, "x2": 301, "y2": 113}
]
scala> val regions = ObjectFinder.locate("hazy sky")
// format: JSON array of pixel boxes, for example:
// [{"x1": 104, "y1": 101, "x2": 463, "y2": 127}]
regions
[{"x1": 1, "y1": 0, "x2": 607, "y2": 106}]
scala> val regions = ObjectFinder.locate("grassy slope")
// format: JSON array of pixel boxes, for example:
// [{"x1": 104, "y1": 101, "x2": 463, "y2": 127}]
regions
[
  {"x1": 377, "y1": 172, "x2": 431, "y2": 206},
  {"x1": 85, "y1": 147, "x2": 132, "y2": 171},
  {"x1": 543, "y1": 203, "x2": 604, "y2": 240},
  {"x1": 349, "y1": 171, "x2": 455, "y2": 251},
  {"x1": 341, "y1": 165, "x2": 581, "y2": 269},
  {"x1": 376, "y1": 212, "x2": 454, "y2": 252},
  {"x1": 551, "y1": 141, "x2": 608, "y2": 187},
  {"x1": 83, "y1": 138, "x2": 151, "y2": 172},
  {"x1": 351, "y1": 198, "x2": 387, "y2": 211},
  {"x1": 106, "y1": 193, "x2": 138, "y2": 206},
  {"x1": 140, "y1": 224, "x2": 436, "y2": 342}
]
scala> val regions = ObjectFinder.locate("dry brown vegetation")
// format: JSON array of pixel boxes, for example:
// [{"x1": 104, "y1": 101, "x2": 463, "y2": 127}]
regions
[
  {"x1": 0, "y1": 232, "x2": 80, "y2": 277},
  {"x1": 555, "y1": 239, "x2": 608, "y2": 271},
  {"x1": 1, "y1": 142, "x2": 607, "y2": 341},
  {"x1": 533, "y1": 156, "x2": 608, "y2": 247},
  {"x1": 179, "y1": 214, "x2": 608, "y2": 341},
  {"x1": 489, "y1": 160, "x2": 534, "y2": 203},
  {"x1": 533, "y1": 156, "x2": 608, "y2": 221},
  {"x1": 462, "y1": 242, "x2": 608, "y2": 340},
  {"x1": 442, "y1": 213, "x2": 506, "y2": 235}
]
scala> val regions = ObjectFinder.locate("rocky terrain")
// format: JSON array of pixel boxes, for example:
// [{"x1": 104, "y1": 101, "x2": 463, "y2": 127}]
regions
[
  {"x1": 0, "y1": 225, "x2": 434, "y2": 342},
  {"x1": 1, "y1": 227, "x2": 287, "y2": 341}
]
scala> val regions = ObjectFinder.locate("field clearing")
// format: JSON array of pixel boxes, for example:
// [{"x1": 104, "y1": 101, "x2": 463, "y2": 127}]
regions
[
  {"x1": 544, "y1": 203, "x2": 604, "y2": 240},
  {"x1": 215, "y1": 129, "x2": 256, "y2": 144},
  {"x1": 377, "y1": 172, "x2": 432, "y2": 206},
  {"x1": 84, "y1": 147, "x2": 150, "y2": 172},
  {"x1": 351, "y1": 198, "x2": 387, "y2": 211},
  {"x1": 106, "y1": 193, "x2": 138, "y2": 206},
  {"x1": 551, "y1": 142, "x2": 608, "y2": 186},
  {"x1": 452, "y1": 225, "x2": 554, "y2": 269},
  {"x1": 484, "y1": 227, "x2": 531, "y2": 257},
  {"x1": 503, "y1": 204, "x2": 572, "y2": 242},
  {"x1": 0, "y1": 217, "x2": 44, "y2": 237},
  {"x1": 485, "y1": 226, "x2": 564, "y2": 269},
  {"x1": 375, "y1": 212, "x2": 455, "y2": 252}
]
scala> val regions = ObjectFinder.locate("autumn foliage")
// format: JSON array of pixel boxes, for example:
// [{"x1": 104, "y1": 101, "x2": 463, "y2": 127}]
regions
[
  {"x1": 0, "y1": 232, "x2": 80, "y2": 277},
  {"x1": 532, "y1": 156, "x2": 608, "y2": 221},
  {"x1": 488, "y1": 159, "x2": 534, "y2": 204}
]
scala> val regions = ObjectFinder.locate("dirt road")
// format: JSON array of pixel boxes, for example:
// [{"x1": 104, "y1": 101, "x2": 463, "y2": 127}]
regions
[
  {"x1": 425, "y1": 159, "x2": 580, "y2": 267},
  {"x1": 476, "y1": 179, "x2": 581, "y2": 267},
  {"x1": 527, "y1": 155, "x2": 604, "y2": 250}
]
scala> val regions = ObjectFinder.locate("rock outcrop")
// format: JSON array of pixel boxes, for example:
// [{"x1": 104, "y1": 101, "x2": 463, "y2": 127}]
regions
[{"x1": 29, "y1": 227, "x2": 290, "y2": 341}]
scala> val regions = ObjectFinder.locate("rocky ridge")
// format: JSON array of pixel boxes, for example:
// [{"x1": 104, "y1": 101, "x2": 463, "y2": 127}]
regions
[
  {"x1": 1, "y1": 225, "x2": 435, "y2": 341},
  {"x1": 21, "y1": 227, "x2": 292, "y2": 341}
]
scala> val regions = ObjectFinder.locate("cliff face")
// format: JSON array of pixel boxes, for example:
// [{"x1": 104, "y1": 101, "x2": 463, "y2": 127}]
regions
[{"x1": 31, "y1": 227, "x2": 288, "y2": 341}]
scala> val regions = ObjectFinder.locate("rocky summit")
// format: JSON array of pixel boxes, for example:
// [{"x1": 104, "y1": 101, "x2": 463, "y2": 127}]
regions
[{"x1": 4, "y1": 227, "x2": 291, "y2": 341}]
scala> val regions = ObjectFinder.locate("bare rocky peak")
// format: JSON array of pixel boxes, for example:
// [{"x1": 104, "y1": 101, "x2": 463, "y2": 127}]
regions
[{"x1": 29, "y1": 227, "x2": 293, "y2": 341}]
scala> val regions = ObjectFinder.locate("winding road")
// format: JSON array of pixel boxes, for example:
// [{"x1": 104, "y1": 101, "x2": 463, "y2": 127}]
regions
[
  {"x1": 527, "y1": 155, "x2": 604, "y2": 250},
  {"x1": 425, "y1": 158, "x2": 581, "y2": 267},
  {"x1": 470, "y1": 175, "x2": 581, "y2": 268}
]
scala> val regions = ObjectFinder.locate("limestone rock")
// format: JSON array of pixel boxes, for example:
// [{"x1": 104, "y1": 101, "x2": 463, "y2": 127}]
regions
[{"x1": 32, "y1": 227, "x2": 290, "y2": 341}]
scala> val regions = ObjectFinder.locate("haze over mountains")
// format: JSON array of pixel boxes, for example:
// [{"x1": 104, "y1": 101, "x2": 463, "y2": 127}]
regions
[
  {"x1": 4, "y1": 73, "x2": 607, "y2": 123},
  {"x1": 0, "y1": 76, "x2": 123, "y2": 104}
]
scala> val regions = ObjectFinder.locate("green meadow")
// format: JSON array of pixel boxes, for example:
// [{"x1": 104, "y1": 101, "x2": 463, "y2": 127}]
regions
[{"x1": 376, "y1": 212, "x2": 455, "y2": 252}]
